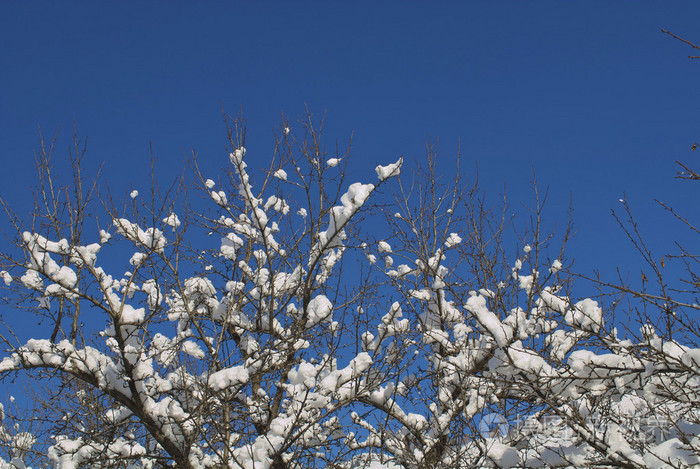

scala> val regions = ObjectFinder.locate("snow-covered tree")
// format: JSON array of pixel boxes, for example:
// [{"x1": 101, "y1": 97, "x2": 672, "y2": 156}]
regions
[{"x1": 0, "y1": 114, "x2": 699, "y2": 469}]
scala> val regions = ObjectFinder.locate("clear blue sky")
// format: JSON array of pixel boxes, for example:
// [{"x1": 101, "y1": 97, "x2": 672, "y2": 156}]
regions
[{"x1": 1, "y1": 1, "x2": 699, "y2": 284}]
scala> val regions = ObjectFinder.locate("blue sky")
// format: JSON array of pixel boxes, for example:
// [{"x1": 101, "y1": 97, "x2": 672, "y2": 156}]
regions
[{"x1": 1, "y1": 1, "x2": 699, "y2": 286}]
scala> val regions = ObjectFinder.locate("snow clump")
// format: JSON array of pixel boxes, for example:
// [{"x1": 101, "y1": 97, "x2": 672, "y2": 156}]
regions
[
  {"x1": 445, "y1": 233, "x2": 462, "y2": 248},
  {"x1": 377, "y1": 241, "x2": 392, "y2": 253},
  {"x1": 162, "y1": 213, "x2": 181, "y2": 229},
  {"x1": 550, "y1": 259, "x2": 563, "y2": 274},
  {"x1": 375, "y1": 157, "x2": 403, "y2": 181}
]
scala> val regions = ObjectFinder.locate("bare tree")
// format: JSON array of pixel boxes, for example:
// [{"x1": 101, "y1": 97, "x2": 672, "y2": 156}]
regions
[{"x1": 1, "y1": 110, "x2": 700, "y2": 469}]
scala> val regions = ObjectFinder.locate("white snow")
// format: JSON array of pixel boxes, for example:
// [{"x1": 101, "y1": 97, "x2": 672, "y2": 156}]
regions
[
  {"x1": 113, "y1": 219, "x2": 166, "y2": 253},
  {"x1": 550, "y1": 259, "x2": 563, "y2": 274},
  {"x1": 306, "y1": 295, "x2": 333, "y2": 326},
  {"x1": 119, "y1": 304, "x2": 145, "y2": 325},
  {"x1": 20, "y1": 270, "x2": 43, "y2": 290},
  {"x1": 208, "y1": 366, "x2": 250, "y2": 392},
  {"x1": 129, "y1": 252, "x2": 146, "y2": 267},
  {"x1": 375, "y1": 157, "x2": 403, "y2": 181},
  {"x1": 229, "y1": 146, "x2": 246, "y2": 165},
  {"x1": 0, "y1": 271, "x2": 11, "y2": 285},
  {"x1": 162, "y1": 213, "x2": 181, "y2": 229},
  {"x1": 486, "y1": 441, "x2": 520, "y2": 468},
  {"x1": 99, "y1": 230, "x2": 111, "y2": 243},
  {"x1": 181, "y1": 341, "x2": 205, "y2": 359},
  {"x1": 315, "y1": 182, "x2": 374, "y2": 254},
  {"x1": 211, "y1": 190, "x2": 228, "y2": 206},
  {"x1": 220, "y1": 233, "x2": 244, "y2": 260},
  {"x1": 445, "y1": 232, "x2": 462, "y2": 248},
  {"x1": 564, "y1": 298, "x2": 603, "y2": 332},
  {"x1": 465, "y1": 294, "x2": 511, "y2": 347}
]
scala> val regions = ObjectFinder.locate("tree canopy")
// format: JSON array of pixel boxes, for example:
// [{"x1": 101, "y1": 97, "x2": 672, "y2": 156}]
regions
[{"x1": 0, "y1": 113, "x2": 699, "y2": 469}]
